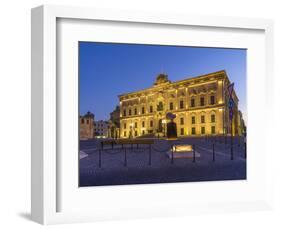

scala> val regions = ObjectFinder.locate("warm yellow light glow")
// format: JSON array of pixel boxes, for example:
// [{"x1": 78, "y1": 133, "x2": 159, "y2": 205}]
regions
[
  {"x1": 162, "y1": 119, "x2": 167, "y2": 124},
  {"x1": 219, "y1": 108, "x2": 223, "y2": 112},
  {"x1": 218, "y1": 100, "x2": 223, "y2": 104},
  {"x1": 173, "y1": 145, "x2": 193, "y2": 152}
]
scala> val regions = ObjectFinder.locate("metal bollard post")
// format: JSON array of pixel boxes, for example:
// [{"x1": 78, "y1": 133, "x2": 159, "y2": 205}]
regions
[
  {"x1": 99, "y1": 149, "x2": 101, "y2": 168},
  {"x1": 171, "y1": 145, "x2": 174, "y2": 164},
  {"x1": 231, "y1": 136, "x2": 234, "y2": 160},
  {"x1": 213, "y1": 143, "x2": 215, "y2": 161},
  {"x1": 124, "y1": 148, "x2": 127, "y2": 167},
  {"x1": 111, "y1": 141, "x2": 114, "y2": 149},
  {"x1": 149, "y1": 144, "x2": 152, "y2": 166},
  {"x1": 244, "y1": 142, "x2": 247, "y2": 159},
  {"x1": 193, "y1": 144, "x2": 196, "y2": 163}
]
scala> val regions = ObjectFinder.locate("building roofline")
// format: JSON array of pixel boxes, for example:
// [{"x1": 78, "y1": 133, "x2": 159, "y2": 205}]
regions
[{"x1": 118, "y1": 70, "x2": 231, "y2": 98}]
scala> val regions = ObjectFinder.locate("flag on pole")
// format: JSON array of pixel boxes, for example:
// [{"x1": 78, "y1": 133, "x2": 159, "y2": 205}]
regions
[
  {"x1": 227, "y1": 83, "x2": 234, "y2": 98},
  {"x1": 227, "y1": 83, "x2": 235, "y2": 121}
]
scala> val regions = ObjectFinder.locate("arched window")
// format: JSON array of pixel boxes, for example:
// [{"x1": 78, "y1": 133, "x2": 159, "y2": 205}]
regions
[{"x1": 211, "y1": 114, "x2": 216, "y2": 123}]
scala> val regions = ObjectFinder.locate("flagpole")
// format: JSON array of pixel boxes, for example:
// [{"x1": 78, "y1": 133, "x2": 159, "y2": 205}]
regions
[{"x1": 231, "y1": 118, "x2": 233, "y2": 160}]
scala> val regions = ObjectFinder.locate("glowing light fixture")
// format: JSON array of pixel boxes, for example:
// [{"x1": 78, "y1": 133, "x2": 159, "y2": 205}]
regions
[{"x1": 172, "y1": 145, "x2": 193, "y2": 152}]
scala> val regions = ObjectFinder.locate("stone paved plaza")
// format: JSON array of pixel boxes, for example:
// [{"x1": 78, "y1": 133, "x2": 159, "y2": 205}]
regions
[{"x1": 79, "y1": 137, "x2": 246, "y2": 187}]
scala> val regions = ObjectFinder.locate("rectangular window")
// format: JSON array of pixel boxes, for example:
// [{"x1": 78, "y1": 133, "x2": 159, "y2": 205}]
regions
[
  {"x1": 210, "y1": 95, "x2": 215, "y2": 105},
  {"x1": 129, "y1": 109, "x2": 131, "y2": 116},
  {"x1": 180, "y1": 117, "x2": 184, "y2": 125},
  {"x1": 191, "y1": 98, "x2": 195, "y2": 107},
  {"x1": 201, "y1": 127, "x2": 205, "y2": 134},
  {"x1": 142, "y1": 130, "x2": 145, "y2": 135},
  {"x1": 192, "y1": 127, "x2": 196, "y2": 135},
  {"x1": 180, "y1": 100, "x2": 184, "y2": 109},
  {"x1": 81, "y1": 118, "x2": 84, "y2": 124},
  {"x1": 201, "y1": 115, "x2": 205, "y2": 123},
  {"x1": 124, "y1": 123, "x2": 126, "y2": 129},
  {"x1": 150, "y1": 105, "x2": 153, "y2": 113},
  {"x1": 124, "y1": 131, "x2": 127, "y2": 137},
  {"x1": 134, "y1": 130, "x2": 138, "y2": 136},
  {"x1": 86, "y1": 120, "x2": 89, "y2": 124},
  {"x1": 169, "y1": 102, "x2": 173, "y2": 110},
  {"x1": 150, "y1": 120, "x2": 153, "y2": 127},
  {"x1": 211, "y1": 114, "x2": 216, "y2": 123},
  {"x1": 180, "y1": 128, "x2": 184, "y2": 135},
  {"x1": 142, "y1": 121, "x2": 145, "y2": 128},
  {"x1": 135, "y1": 122, "x2": 138, "y2": 128},
  {"x1": 211, "y1": 126, "x2": 216, "y2": 134},
  {"x1": 142, "y1": 107, "x2": 145, "y2": 114},
  {"x1": 134, "y1": 108, "x2": 137, "y2": 115},
  {"x1": 191, "y1": 116, "x2": 195, "y2": 124},
  {"x1": 200, "y1": 97, "x2": 205, "y2": 106}
]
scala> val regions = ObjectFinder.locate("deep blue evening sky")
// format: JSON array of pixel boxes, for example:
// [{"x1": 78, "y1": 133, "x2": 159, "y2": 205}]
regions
[{"x1": 79, "y1": 42, "x2": 247, "y2": 123}]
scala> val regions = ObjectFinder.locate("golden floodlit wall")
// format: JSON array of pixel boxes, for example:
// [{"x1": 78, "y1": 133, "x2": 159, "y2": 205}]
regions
[{"x1": 119, "y1": 70, "x2": 240, "y2": 138}]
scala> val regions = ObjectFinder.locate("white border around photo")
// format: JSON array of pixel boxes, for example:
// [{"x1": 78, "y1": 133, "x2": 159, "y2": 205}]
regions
[{"x1": 31, "y1": 5, "x2": 274, "y2": 225}]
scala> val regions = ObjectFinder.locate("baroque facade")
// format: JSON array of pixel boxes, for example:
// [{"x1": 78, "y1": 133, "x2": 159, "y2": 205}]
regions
[{"x1": 119, "y1": 70, "x2": 242, "y2": 138}]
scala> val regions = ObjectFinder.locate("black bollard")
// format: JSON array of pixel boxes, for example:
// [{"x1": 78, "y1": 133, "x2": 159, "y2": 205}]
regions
[
  {"x1": 171, "y1": 145, "x2": 174, "y2": 164},
  {"x1": 244, "y1": 142, "x2": 247, "y2": 159},
  {"x1": 149, "y1": 144, "x2": 152, "y2": 166},
  {"x1": 193, "y1": 144, "x2": 196, "y2": 163},
  {"x1": 124, "y1": 148, "x2": 127, "y2": 167},
  {"x1": 99, "y1": 149, "x2": 101, "y2": 168},
  {"x1": 213, "y1": 143, "x2": 215, "y2": 162},
  {"x1": 111, "y1": 141, "x2": 114, "y2": 149},
  {"x1": 231, "y1": 136, "x2": 234, "y2": 160}
]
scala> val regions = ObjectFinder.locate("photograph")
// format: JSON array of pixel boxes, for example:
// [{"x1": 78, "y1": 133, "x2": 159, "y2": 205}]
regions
[{"x1": 78, "y1": 42, "x2": 247, "y2": 187}]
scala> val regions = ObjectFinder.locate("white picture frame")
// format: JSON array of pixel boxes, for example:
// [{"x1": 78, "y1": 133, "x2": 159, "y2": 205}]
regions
[{"x1": 31, "y1": 5, "x2": 274, "y2": 225}]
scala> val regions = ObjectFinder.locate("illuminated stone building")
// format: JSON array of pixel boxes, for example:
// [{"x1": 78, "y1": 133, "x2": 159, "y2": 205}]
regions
[
  {"x1": 79, "y1": 111, "x2": 95, "y2": 139},
  {"x1": 119, "y1": 70, "x2": 241, "y2": 138}
]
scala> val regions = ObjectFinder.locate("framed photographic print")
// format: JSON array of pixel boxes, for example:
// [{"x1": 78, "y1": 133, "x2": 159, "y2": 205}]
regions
[{"x1": 31, "y1": 5, "x2": 274, "y2": 224}]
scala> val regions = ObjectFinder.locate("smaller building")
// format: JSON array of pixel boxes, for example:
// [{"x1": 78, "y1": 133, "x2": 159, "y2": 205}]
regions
[
  {"x1": 80, "y1": 111, "x2": 95, "y2": 140},
  {"x1": 238, "y1": 110, "x2": 246, "y2": 136},
  {"x1": 108, "y1": 106, "x2": 120, "y2": 139},
  {"x1": 94, "y1": 120, "x2": 109, "y2": 138}
]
